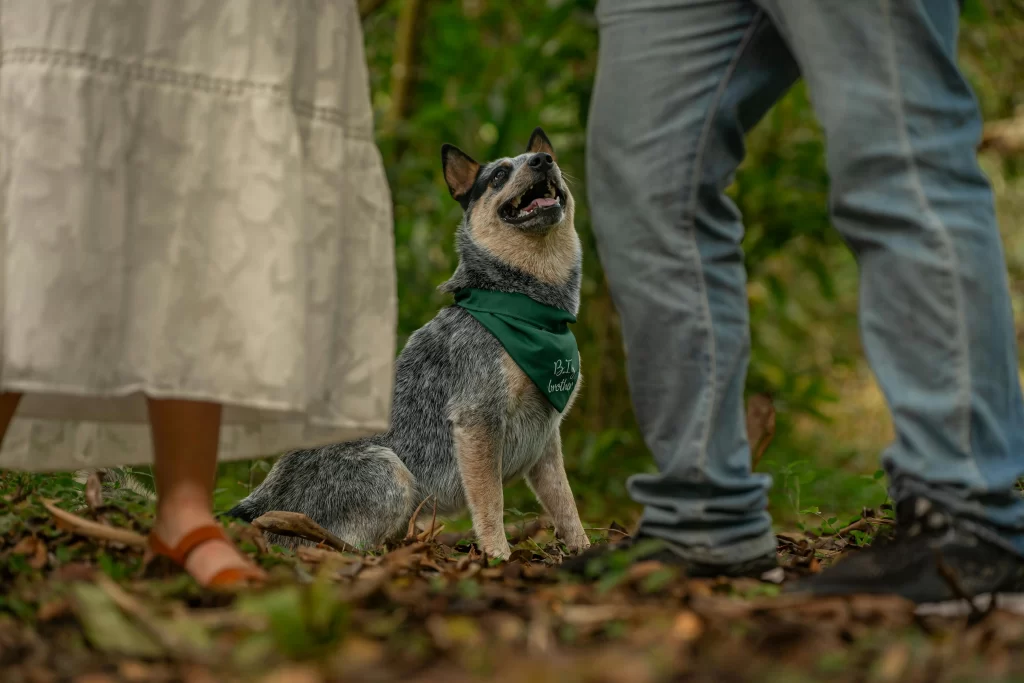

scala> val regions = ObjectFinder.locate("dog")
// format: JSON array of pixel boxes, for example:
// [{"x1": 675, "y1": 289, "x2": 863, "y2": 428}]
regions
[{"x1": 228, "y1": 128, "x2": 590, "y2": 560}]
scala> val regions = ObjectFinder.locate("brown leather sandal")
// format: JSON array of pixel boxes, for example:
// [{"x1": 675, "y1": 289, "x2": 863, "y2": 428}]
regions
[{"x1": 148, "y1": 524, "x2": 266, "y2": 589}]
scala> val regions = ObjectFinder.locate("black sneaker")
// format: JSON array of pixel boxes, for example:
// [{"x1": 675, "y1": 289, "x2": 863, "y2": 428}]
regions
[
  {"x1": 783, "y1": 497, "x2": 1024, "y2": 608},
  {"x1": 560, "y1": 533, "x2": 779, "y2": 580}
]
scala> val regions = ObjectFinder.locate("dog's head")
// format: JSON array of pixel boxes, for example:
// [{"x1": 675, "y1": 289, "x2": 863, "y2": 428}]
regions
[
  {"x1": 440, "y1": 128, "x2": 578, "y2": 287},
  {"x1": 441, "y1": 127, "x2": 573, "y2": 234}
]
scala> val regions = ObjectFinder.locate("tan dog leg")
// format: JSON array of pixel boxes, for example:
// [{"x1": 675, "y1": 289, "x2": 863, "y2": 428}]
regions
[
  {"x1": 527, "y1": 431, "x2": 590, "y2": 553},
  {"x1": 454, "y1": 424, "x2": 512, "y2": 560}
]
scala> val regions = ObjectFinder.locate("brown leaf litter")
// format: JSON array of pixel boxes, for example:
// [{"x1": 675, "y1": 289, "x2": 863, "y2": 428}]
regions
[{"x1": 1, "y1": 499, "x2": 1024, "y2": 683}]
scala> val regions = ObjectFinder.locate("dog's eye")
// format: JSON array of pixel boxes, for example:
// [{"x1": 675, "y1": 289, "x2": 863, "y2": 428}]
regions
[{"x1": 492, "y1": 169, "x2": 508, "y2": 185}]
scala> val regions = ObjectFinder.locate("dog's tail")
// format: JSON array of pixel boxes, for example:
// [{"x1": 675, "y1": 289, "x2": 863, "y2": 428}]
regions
[
  {"x1": 224, "y1": 496, "x2": 263, "y2": 523},
  {"x1": 223, "y1": 453, "x2": 291, "y2": 523}
]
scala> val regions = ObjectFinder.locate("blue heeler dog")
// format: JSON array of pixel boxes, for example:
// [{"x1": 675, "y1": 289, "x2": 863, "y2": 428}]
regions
[{"x1": 229, "y1": 128, "x2": 590, "y2": 560}]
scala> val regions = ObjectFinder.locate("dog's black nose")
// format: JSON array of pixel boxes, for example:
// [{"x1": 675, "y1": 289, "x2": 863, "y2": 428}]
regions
[{"x1": 528, "y1": 153, "x2": 553, "y2": 171}]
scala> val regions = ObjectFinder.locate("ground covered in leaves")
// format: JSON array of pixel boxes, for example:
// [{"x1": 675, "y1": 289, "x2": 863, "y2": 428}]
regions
[{"x1": 4, "y1": 475, "x2": 1024, "y2": 683}]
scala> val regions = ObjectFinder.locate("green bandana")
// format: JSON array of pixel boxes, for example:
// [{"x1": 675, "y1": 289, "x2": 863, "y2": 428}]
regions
[{"x1": 454, "y1": 288, "x2": 579, "y2": 413}]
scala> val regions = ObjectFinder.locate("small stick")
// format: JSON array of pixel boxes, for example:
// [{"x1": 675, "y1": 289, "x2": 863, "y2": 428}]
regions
[
  {"x1": 251, "y1": 511, "x2": 360, "y2": 553},
  {"x1": 934, "y1": 551, "x2": 994, "y2": 623},
  {"x1": 43, "y1": 499, "x2": 146, "y2": 548},
  {"x1": 405, "y1": 496, "x2": 433, "y2": 541},
  {"x1": 417, "y1": 498, "x2": 443, "y2": 543},
  {"x1": 85, "y1": 471, "x2": 106, "y2": 513}
]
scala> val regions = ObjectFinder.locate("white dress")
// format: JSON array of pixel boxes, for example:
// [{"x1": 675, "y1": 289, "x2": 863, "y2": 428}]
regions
[{"x1": 0, "y1": 0, "x2": 397, "y2": 471}]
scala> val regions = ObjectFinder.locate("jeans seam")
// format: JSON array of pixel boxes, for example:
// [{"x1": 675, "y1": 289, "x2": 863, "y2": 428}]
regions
[
  {"x1": 879, "y1": 0, "x2": 974, "y2": 460},
  {"x1": 682, "y1": 11, "x2": 768, "y2": 474}
]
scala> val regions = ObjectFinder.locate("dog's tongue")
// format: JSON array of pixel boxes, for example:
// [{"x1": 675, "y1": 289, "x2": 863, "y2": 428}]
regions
[{"x1": 525, "y1": 197, "x2": 558, "y2": 212}]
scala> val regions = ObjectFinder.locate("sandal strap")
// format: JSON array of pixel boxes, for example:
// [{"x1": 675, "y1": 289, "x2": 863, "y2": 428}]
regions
[
  {"x1": 149, "y1": 525, "x2": 229, "y2": 566},
  {"x1": 207, "y1": 566, "x2": 266, "y2": 588}
]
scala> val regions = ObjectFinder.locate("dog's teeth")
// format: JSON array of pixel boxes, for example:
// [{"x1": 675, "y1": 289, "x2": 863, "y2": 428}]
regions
[
  {"x1": 547, "y1": 182, "x2": 555, "y2": 198},
  {"x1": 511, "y1": 196, "x2": 521, "y2": 208}
]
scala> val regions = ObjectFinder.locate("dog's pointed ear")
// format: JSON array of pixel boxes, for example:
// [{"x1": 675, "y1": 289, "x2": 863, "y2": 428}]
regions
[
  {"x1": 526, "y1": 127, "x2": 556, "y2": 161},
  {"x1": 441, "y1": 144, "x2": 481, "y2": 203}
]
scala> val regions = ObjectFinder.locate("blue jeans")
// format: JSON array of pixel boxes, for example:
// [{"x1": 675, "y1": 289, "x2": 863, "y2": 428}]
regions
[{"x1": 587, "y1": 0, "x2": 1024, "y2": 564}]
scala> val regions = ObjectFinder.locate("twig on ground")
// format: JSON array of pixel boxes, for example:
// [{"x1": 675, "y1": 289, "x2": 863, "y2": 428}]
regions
[
  {"x1": 42, "y1": 499, "x2": 146, "y2": 548},
  {"x1": 416, "y1": 499, "x2": 444, "y2": 542},
  {"x1": 934, "y1": 551, "x2": 994, "y2": 624},
  {"x1": 85, "y1": 471, "x2": 105, "y2": 514},
  {"x1": 428, "y1": 497, "x2": 438, "y2": 538},
  {"x1": 406, "y1": 496, "x2": 433, "y2": 541},
  {"x1": 833, "y1": 517, "x2": 894, "y2": 537},
  {"x1": 250, "y1": 511, "x2": 361, "y2": 553}
]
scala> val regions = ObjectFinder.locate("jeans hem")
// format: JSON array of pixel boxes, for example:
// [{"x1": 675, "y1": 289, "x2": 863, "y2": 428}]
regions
[{"x1": 639, "y1": 527, "x2": 779, "y2": 565}]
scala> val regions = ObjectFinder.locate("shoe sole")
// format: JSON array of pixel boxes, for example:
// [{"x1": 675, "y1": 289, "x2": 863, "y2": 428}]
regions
[{"x1": 914, "y1": 593, "x2": 1024, "y2": 617}]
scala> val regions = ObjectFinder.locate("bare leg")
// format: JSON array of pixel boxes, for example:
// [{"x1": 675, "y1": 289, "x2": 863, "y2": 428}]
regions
[{"x1": 148, "y1": 398, "x2": 265, "y2": 585}]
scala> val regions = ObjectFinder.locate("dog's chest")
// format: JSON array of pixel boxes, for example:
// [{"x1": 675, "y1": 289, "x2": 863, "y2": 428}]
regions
[{"x1": 498, "y1": 353, "x2": 563, "y2": 482}]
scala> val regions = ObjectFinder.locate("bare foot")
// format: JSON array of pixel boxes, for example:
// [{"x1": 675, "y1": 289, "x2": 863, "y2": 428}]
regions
[{"x1": 152, "y1": 507, "x2": 266, "y2": 586}]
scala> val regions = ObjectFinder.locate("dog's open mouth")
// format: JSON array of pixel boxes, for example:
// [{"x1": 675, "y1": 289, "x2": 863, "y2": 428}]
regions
[{"x1": 500, "y1": 179, "x2": 564, "y2": 223}]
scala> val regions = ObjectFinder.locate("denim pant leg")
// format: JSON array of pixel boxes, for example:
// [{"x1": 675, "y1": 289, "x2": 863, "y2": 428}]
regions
[
  {"x1": 587, "y1": 0, "x2": 798, "y2": 564},
  {"x1": 756, "y1": 0, "x2": 1024, "y2": 555}
]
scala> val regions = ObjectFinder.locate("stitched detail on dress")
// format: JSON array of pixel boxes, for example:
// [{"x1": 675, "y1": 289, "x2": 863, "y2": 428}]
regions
[{"x1": 0, "y1": 47, "x2": 373, "y2": 138}]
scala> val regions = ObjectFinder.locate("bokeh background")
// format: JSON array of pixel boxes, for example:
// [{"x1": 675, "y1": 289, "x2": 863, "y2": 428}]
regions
[{"x1": 204, "y1": 0, "x2": 1023, "y2": 534}]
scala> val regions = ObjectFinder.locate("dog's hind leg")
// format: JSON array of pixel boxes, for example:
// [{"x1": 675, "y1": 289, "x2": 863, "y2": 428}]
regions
[{"x1": 227, "y1": 443, "x2": 417, "y2": 551}]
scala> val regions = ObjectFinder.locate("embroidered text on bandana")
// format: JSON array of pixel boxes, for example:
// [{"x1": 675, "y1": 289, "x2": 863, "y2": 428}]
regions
[{"x1": 454, "y1": 288, "x2": 579, "y2": 413}]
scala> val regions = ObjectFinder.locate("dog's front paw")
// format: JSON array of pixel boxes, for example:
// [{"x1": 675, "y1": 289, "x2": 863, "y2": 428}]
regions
[
  {"x1": 561, "y1": 532, "x2": 592, "y2": 555},
  {"x1": 478, "y1": 531, "x2": 512, "y2": 561},
  {"x1": 483, "y1": 540, "x2": 512, "y2": 562}
]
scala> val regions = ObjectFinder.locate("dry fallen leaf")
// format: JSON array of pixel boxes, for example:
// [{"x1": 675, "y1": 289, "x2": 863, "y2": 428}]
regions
[
  {"x1": 627, "y1": 559, "x2": 669, "y2": 582},
  {"x1": 21, "y1": 664, "x2": 57, "y2": 683},
  {"x1": 259, "y1": 665, "x2": 324, "y2": 683},
  {"x1": 236, "y1": 524, "x2": 270, "y2": 555},
  {"x1": 560, "y1": 604, "x2": 632, "y2": 627},
  {"x1": 37, "y1": 598, "x2": 71, "y2": 623},
  {"x1": 117, "y1": 660, "x2": 161, "y2": 683},
  {"x1": 71, "y1": 583, "x2": 163, "y2": 659},
  {"x1": 12, "y1": 535, "x2": 48, "y2": 570},
  {"x1": 73, "y1": 675, "x2": 119, "y2": 683},
  {"x1": 426, "y1": 614, "x2": 485, "y2": 650},
  {"x1": 330, "y1": 636, "x2": 386, "y2": 670},
  {"x1": 85, "y1": 471, "x2": 105, "y2": 513},
  {"x1": 875, "y1": 642, "x2": 911, "y2": 683},
  {"x1": 51, "y1": 562, "x2": 97, "y2": 582},
  {"x1": 746, "y1": 393, "x2": 776, "y2": 470},
  {"x1": 11, "y1": 535, "x2": 37, "y2": 555},
  {"x1": 669, "y1": 610, "x2": 704, "y2": 643},
  {"x1": 526, "y1": 610, "x2": 553, "y2": 655}
]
